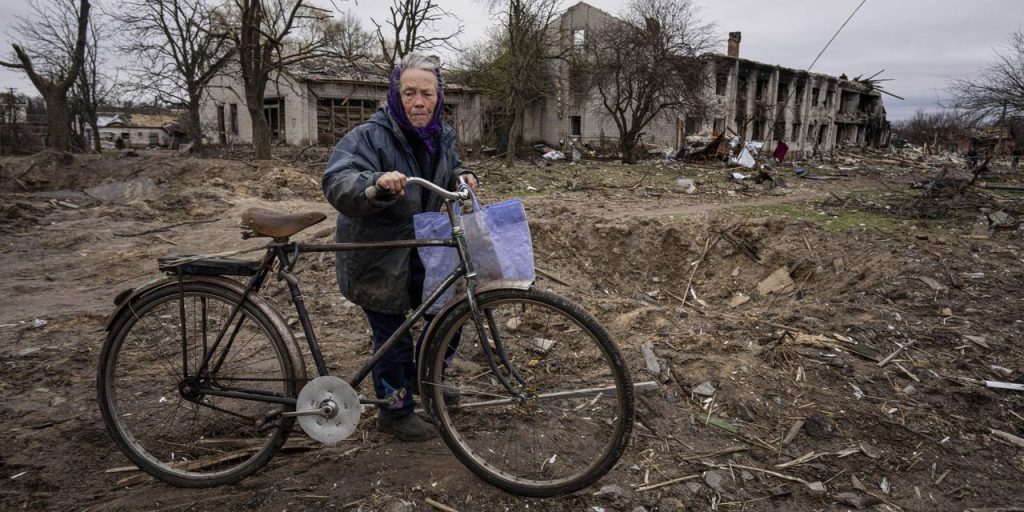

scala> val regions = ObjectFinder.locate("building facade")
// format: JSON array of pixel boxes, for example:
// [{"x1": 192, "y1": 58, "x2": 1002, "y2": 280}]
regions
[
  {"x1": 200, "y1": 60, "x2": 483, "y2": 149},
  {"x1": 86, "y1": 113, "x2": 182, "y2": 149},
  {"x1": 529, "y1": 2, "x2": 890, "y2": 157}
]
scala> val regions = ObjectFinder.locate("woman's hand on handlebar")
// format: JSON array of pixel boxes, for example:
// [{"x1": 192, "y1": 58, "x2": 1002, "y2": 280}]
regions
[
  {"x1": 377, "y1": 171, "x2": 407, "y2": 196},
  {"x1": 460, "y1": 173, "x2": 479, "y2": 193}
]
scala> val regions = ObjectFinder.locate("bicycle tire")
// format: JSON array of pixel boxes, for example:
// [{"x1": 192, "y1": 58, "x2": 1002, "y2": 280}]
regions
[
  {"x1": 422, "y1": 288, "x2": 634, "y2": 497},
  {"x1": 97, "y1": 279, "x2": 297, "y2": 487}
]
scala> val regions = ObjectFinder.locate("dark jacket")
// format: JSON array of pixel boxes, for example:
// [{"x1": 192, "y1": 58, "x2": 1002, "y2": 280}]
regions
[{"x1": 322, "y1": 108, "x2": 464, "y2": 314}]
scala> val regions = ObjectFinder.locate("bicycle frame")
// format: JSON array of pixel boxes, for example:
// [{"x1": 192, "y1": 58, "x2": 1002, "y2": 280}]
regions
[{"x1": 179, "y1": 186, "x2": 523, "y2": 411}]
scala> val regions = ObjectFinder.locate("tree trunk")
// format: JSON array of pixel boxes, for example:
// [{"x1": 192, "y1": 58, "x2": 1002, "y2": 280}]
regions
[
  {"x1": 621, "y1": 132, "x2": 639, "y2": 164},
  {"x1": 43, "y1": 92, "x2": 72, "y2": 152},
  {"x1": 187, "y1": 97, "x2": 204, "y2": 155},
  {"x1": 90, "y1": 118, "x2": 100, "y2": 153},
  {"x1": 504, "y1": 108, "x2": 520, "y2": 167},
  {"x1": 244, "y1": 80, "x2": 271, "y2": 159},
  {"x1": 250, "y1": 103, "x2": 271, "y2": 159}
]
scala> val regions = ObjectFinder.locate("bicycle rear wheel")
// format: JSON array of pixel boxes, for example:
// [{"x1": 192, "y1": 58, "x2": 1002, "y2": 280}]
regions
[
  {"x1": 97, "y1": 280, "x2": 297, "y2": 487},
  {"x1": 422, "y1": 288, "x2": 634, "y2": 497}
]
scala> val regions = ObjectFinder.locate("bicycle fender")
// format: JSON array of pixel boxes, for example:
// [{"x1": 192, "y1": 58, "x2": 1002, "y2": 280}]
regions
[
  {"x1": 104, "y1": 275, "x2": 308, "y2": 385},
  {"x1": 104, "y1": 275, "x2": 176, "y2": 332},
  {"x1": 414, "y1": 282, "x2": 533, "y2": 392}
]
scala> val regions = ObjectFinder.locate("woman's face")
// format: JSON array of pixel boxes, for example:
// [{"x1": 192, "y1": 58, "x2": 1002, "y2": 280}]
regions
[{"x1": 399, "y1": 68, "x2": 438, "y2": 129}]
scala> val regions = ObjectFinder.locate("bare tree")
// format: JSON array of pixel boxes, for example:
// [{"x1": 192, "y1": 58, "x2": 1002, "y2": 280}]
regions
[
  {"x1": 476, "y1": 0, "x2": 562, "y2": 165},
  {"x1": 372, "y1": 0, "x2": 463, "y2": 70},
  {"x1": 112, "y1": 0, "x2": 233, "y2": 155},
  {"x1": 0, "y1": 0, "x2": 91, "y2": 152},
  {"x1": 581, "y1": 0, "x2": 714, "y2": 163},
  {"x1": 891, "y1": 108, "x2": 974, "y2": 150},
  {"x1": 72, "y1": 11, "x2": 117, "y2": 152},
  {"x1": 948, "y1": 30, "x2": 1024, "y2": 124},
  {"x1": 219, "y1": 0, "x2": 335, "y2": 159},
  {"x1": 325, "y1": 10, "x2": 377, "y2": 61}
]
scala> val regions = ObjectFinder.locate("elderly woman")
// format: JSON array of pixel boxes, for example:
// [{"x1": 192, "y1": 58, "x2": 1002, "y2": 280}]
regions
[{"x1": 322, "y1": 53, "x2": 477, "y2": 442}]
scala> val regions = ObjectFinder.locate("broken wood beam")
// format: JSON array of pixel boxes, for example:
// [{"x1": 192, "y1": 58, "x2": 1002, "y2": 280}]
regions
[{"x1": 877, "y1": 340, "x2": 915, "y2": 368}]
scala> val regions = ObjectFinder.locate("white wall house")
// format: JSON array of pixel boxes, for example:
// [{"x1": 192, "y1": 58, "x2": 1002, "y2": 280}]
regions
[
  {"x1": 200, "y1": 59, "x2": 484, "y2": 149},
  {"x1": 85, "y1": 113, "x2": 181, "y2": 149}
]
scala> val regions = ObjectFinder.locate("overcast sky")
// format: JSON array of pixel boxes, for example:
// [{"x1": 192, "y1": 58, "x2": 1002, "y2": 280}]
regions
[{"x1": 2, "y1": 0, "x2": 1022, "y2": 120}]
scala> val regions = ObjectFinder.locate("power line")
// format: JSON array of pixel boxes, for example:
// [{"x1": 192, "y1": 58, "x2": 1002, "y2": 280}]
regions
[{"x1": 807, "y1": 0, "x2": 868, "y2": 73}]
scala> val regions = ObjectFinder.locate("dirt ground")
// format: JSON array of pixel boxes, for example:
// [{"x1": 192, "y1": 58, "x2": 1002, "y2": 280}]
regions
[{"x1": 1, "y1": 148, "x2": 1022, "y2": 512}]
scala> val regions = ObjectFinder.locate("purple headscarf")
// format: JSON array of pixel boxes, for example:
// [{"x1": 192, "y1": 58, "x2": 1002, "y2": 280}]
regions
[{"x1": 386, "y1": 57, "x2": 445, "y2": 155}]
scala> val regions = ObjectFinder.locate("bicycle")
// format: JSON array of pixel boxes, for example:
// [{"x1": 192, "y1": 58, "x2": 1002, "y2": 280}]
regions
[{"x1": 96, "y1": 177, "x2": 638, "y2": 497}]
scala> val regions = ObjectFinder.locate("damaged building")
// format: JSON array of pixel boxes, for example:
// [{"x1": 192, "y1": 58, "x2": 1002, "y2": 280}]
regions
[
  {"x1": 530, "y1": 2, "x2": 891, "y2": 157},
  {"x1": 196, "y1": 1, "x2": 889, "y2": 159},
  {"x1": 199, "y1": 59, "x2": 482, "y2": 148},
  {"x1": 698, "y1": 31, "x2": 891, "y2": 156}
]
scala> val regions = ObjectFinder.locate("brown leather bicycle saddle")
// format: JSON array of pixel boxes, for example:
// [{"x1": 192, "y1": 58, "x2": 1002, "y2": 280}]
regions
[{"x1": 241, "y1": 208, "x2": 327, "y2": 238}]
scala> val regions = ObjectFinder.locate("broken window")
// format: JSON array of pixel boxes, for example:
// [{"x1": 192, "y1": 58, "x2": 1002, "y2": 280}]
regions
[
  {"x1": 791, "y1": 122, "x2": 801, "y2": 141},
  {"x1": 825, "y1": 90, "x2": 835, "y2": 109},
  {"x1": 773, "y1": 121, "x2": 785, "y2": 141},
  {"x1": 572, "y1": 29, "x2": 585, "y2": 48},
  {"x1": 713, "y1": 118, "x2": 725, "y2": 135},
  {"x1": 316, "y1": 98, "x2": 377, "y2": 144},
  {"x1": 795, "y1": 83, "x2": 805, "y2": 106},
  {"x1": 715, "y1": 72, "x2": 728, "y2": 96},
  {"x1": 684, "y1": 117, "x2": 699, "y2": 135},
  {"x1": 263, "y1": 98, "x2": 284, "y2": 142},
  {"x1": 216, "y1": 105, "x2": 226, "y2": 144},
  {"x1": 756, "y1": 79, "x2": 768, "y2": 100},
  {"x1": 777, "y1": 82, "x2": 789, "y2": 104},
  {"x1": 811, "y1": 87, "x2": 820, "y2": 106},
  {"x1": 570, "y1": 115, "x2": 582, "y2": 137},
  {"x1": 229, "y1": 103, "x2": 239, "y2": 135}
]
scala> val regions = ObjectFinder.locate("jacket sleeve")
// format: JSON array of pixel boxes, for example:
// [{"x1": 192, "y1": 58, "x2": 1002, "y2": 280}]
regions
[
  {"x1": 447, "y1": 142, "x2": 473, "y2": 190},
  {"x1": 322, "y1": 126, "x2": 393, "y2": 218}
]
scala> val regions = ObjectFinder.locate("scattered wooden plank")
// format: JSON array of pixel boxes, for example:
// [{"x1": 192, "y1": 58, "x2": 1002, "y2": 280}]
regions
[
  {"x1": 711, "y1": 463, "x2": 809, "y2": 485},
  {"x1": 895, "y1": 363, "x2": 921, "y2": 383},
  {"x1": 775, "y1": 451, "x2": 822, "y2": 469},
  {"x1": 636, "y1": 474, "x2": 701, "y2": 492},
  {"x1": 702, "y1": 414, "x2": 739, "y2": 433},
  {"x1": 782, "y1": 418, "x2": 805, "y2": 446},
  {"x1": 985, "y1": 381, "x2": 1024, "y2": 392},
  {"x1": 990, "y1": 429, "x2": 1024, "y2": 449},
  {"x1": 918, "y1": 276, "x2": 946, "y2": 292},
  {"x1": 425, "y1": 498, "x2": 460, "y2": 512},
  {"x1": 878, "y1": 340, "x2": 915, "y2": 368},
  {"x1": 676, "y1": 445, "x2": 749, "y2": 463}
]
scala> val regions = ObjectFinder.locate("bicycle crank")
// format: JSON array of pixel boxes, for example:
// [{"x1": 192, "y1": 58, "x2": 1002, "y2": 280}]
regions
[{"x1": 287, "y1": 376, "x2": 361, "y2": 445}]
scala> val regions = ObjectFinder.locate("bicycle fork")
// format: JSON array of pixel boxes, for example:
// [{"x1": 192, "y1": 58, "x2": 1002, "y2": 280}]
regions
[{"x1": 451, "y1": 221, "x2": 528, "y2": 400}]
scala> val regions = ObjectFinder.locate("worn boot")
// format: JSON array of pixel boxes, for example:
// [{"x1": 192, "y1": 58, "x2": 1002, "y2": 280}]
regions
[{"x1": 377, "y1": 412, "x2": 437, "y2": 442}]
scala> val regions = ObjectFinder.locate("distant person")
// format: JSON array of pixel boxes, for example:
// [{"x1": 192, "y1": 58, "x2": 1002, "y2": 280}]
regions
[{"x1": 1012, "y1": 147, "x2": 1020, "y2": 172}]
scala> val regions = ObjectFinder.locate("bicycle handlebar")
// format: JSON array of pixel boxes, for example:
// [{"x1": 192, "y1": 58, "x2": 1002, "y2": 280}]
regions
[{"x1": 364, "y1": 176, "x2": 469, "y2": 201}]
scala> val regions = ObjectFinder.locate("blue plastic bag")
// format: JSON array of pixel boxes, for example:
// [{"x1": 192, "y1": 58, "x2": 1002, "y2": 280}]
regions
[{"x1": 413, "y1": 190, "x2": 535, "y2": 313}]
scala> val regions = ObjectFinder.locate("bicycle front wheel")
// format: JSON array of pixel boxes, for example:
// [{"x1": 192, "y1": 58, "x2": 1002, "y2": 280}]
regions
[
  {"x1": 423, "y1": 288, "x2": 634, "y2": 497},
  {"x1": 97, "y1": 280, "x2": 297, "y2": 487}
]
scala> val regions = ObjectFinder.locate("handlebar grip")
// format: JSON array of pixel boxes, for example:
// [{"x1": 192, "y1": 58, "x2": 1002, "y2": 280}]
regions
[{"x1": 364, "y1": 184, "x2": 394, "y2": 201}]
